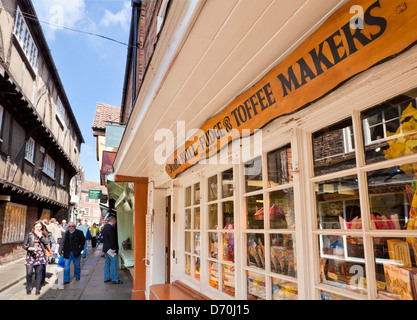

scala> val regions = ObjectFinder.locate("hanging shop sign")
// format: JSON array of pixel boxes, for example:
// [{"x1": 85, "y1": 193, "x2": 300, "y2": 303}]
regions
[
  {"x1": 165, "y1": 0, "x2": 417, "y2": 179},
  {"x1": 88, "y1": 190, "x2": 102, "y2": 199},
  {"x1": 101, "y1": 151, "x2": 117, "y2": 175},
  {"x1": 105, "y1": 124, "x2": 126, "y2": 148}
]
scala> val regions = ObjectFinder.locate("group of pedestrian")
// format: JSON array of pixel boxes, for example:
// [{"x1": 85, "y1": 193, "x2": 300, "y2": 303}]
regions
[{"x1": 22, "y1": 216, "x2": 122, "y2": 295}]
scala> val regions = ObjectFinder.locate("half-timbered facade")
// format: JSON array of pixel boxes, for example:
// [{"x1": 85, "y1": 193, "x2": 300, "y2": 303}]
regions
[{"x1": 0, "y1": 0, "x2": 84, "y2": 264}]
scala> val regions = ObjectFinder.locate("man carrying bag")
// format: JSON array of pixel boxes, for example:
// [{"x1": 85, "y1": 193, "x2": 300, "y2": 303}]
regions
[{"x1": 59, "y1": 222, "x2": 85, "y2": 284}]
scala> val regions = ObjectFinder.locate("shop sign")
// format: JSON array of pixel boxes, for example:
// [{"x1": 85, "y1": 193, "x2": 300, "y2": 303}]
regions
[
  {"x1": 101, "y1": 151, "x2": 117, "y2": 174},
  {"x1": 88, "y1": 190, "x2": 102, "y2": 199},
  {"x1": 165, "y1": 0, "x2": 417, "y2": 179},
  {"x1": 105, "y1": 124, "x2": 126, "y2": 148}
]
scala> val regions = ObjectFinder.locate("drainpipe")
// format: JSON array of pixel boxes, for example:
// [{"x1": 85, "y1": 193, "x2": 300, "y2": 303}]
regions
[{"x1": 132, "y1": 0, "x2": 141, "y2": 109}]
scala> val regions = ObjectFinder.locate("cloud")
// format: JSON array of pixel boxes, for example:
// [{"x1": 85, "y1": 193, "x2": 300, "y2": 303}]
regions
[
  {"x1": 32, "y1": 0, "x2": 94, "y2": 40},
  {"x1": 100, "y1": 2, "x2": 131, "y2": 29}
]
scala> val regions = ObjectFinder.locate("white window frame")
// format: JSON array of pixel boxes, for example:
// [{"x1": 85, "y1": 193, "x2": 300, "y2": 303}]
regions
[
  {"x1": 25, "y1": 137, "x2": 35, "y2": 163},
  {"x1": 13, "y1": 6, "x2": 38, "y2": 71},
  {"x1": 43, "y1": 154, "x2": 55, "y2": 178}
]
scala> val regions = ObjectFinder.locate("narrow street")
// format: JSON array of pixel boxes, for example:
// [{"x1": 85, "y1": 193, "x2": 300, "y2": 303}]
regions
[{"x1": 0, "y1": 243, "x2": 133, "y2": 300}]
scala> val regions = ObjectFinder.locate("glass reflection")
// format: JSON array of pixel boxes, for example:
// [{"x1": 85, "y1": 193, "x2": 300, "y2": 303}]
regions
[
  {"x1": 312, "y1": 118, "x2": 356, "y2": 176},
  {"x1": 319, "y1": 235, "x2": 366, "y2": 294},
  {"x1": 362, "y1": 90, "x2": 417, "y2": 165},
  {"x1": 315, "y1": 175, "x2": 361, "y2": 230},
  {"x1": 267, "y1": 145, "x2": 293, "y2": 187},
  {"x1": 367, "y1": 165, "x2": 415, "y2": 230},
  {"x1": 269, "y1": 189, "x2": 295, "y2": 229},
  {"x1": 245, "y1": 157, "x2": 263, "y2": 193}
]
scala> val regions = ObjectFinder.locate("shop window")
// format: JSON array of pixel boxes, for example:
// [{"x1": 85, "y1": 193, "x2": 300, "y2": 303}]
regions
[
  {"x1": 374, "y1": 237, "x2": 417, "y2": 300},
  {"x1": 222, "y1": 169, "x2": 234, "y2": 198},
  {"x1": 267, "y1": 145, "x2": 293, "y2": 187},
  {"x1": 319, "y1": 235, "x2": 366, "y2": 294},
  {"x1": 2, "y1": 203, "x2": 27, "y2": 244},
  {"x1": 315, "y1": 175, "x2": 361, "y2": 230},
  {"x1": 367, "y1": 165, "x2": 412, "y2": 230},
  {"x1": 272, "y1": 278, "x2": 298, "y2": 300},
  {"x1": 312, "y1": 89, "x2": 417, "y2": 300},
  {"x1": 184, "y1": 183, "x2": 200, "y2": 281},
  {"x1": 244, "y1": 146, "x2": 298, "y2": 300},
  {"x1": 312, "y1": 118, "x2": 356, "y2": 176},
  {"x1": 247, "y1": 271, "x2": 266, "y2": 300},
  {"x1": 361, "y1": 89, "x2": 417, "y2": 165},
  {"x1": 245, "y1": 156, "x2": 263, "y2": 193},
  {"x1": 206, "y1": 168, "x2": 235, "y2": 297}
]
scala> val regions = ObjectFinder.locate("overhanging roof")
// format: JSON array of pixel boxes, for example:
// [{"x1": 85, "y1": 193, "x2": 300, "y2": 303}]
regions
[{"x1": 113, "y1": 0, "x2": 350, "y2": 181}]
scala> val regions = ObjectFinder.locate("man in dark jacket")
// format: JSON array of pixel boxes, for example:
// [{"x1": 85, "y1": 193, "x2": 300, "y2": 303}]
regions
[
  {"x1": 59, "y1": 222, "x2": 85, "y2": 284},
  {"x1": 102, "y1": 216, "x2": 123, "y2": 284}
]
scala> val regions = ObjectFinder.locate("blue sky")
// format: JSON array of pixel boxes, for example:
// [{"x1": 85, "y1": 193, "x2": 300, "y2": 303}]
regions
[{"x1": 31, "y1": 0, "x2": 131, "y2": 182}]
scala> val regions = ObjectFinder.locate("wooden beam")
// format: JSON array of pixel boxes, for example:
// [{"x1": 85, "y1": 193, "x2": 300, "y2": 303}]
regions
[{"x1": 114, "y1": 175, "x2": 148, "y2": 184}]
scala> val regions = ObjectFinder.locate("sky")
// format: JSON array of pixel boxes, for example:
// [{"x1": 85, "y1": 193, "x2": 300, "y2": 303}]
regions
[{"x1": 31, "y1": 0, "x2": 132, "y2": 183}]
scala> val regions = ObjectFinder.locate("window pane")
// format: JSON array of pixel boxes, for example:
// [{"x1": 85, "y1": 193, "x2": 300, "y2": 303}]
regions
[
  {"x1": 272, "y1": 278, "x2": 298, "y2": 300},
  {"x1": 319, "y1": 235, "x2": 366, "y2": 294},
  {"x1": 222, "y1": 265, "x2": 235, "y2": 297},
  {"x1": 247, "y1": 271, "x2": 266, "y2": 300},
  {"x1": 222, "y1": 232, "x2": 234, "y2": 262},
  {"x1": 222, "y1": 169, "x2": 234, "y2": 198},
  {"x1": 193, "y1": 208, "x2": 200, "y2": 229},
  {"x1": 194, "y1": 257, "x2": 200, "y2": 280},
  {"x1": 208, "y1": 175, "x2": 218, "y2": 202},
  {"x1": 368, "y1": 165, "x2": 412, "y2": 230},
  {"x1": 245, "y1": 156, "x2": 263, "y2": 192},
  {"x1": 269, "y1": 189, "x2": 295, "y2": 229},
  {"x1": 194, "y1": 232, "x2": 200, "y2": 255},
  {"x1": 209, "y1": 232, "x2": 218, "y2": 259},
  {"x1": 270, "y1": 234, "x2": 296, "y2": 277},
  {"x1": 209, "y1": 261, "x2": 219, "y2": 289},
  {"x1": 185, "y1": 209, "x2": 191, "y2": 230},
  {"x1": 185, "y1": 232, "x2": 191, "y2": 253},
  {"x1": 185, "y1": 255, "x2": 191, "y2": 276},
  {"x1": 246, "y1": 194, "x2": 264, "y2": 229},
  {"x1": 267, "y1": 145, "x2": 293, "y2": 188},
  {"x1": 374, "y1": 237, "x2": 417, "y2": 300},
  {"x1": 194, "y1": 183, "x2": 200, "y2": 205},
  {"x1": 209, "y1": 204, "x2": 218, "y2": 229},
  {"x1": 312, "y1": 118, "x2": 356, "y2": 176},
  {"x1": 222, "y1": 201, "x2": 234, "y2": 229},
  {"x1": 185, "y1": 186, "x2": 191, "y2": 207},
  {"x1": 247, "y1": 234, "x2": 265, "y2": 269},
  {"x1": 362, "y1": 90, "x2": 417, "y2": 165},
  {"x1": 315, "y1": 175, "x2": 361, "y2": 230}
]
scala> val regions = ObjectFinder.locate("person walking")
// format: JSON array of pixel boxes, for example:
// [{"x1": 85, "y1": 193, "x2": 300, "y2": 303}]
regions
[
  {"x1": 90, "y1": 223, "x2": 100, "y2": 249},
  {"x1": 102, "y1": 216, "x2": 123, "y2": 284},
  {"x1": 76, "y1": 220, "x2": 91, "y2": 258},
  {"x1": 59, "y1": 222, "x2": 85, "y2": 284},
  {"x1": 60, "y1": 219, "x2": 68, "y2": 232},
  {"x1": 22, "y1": 220, "x2": 50, "y2": 295}
]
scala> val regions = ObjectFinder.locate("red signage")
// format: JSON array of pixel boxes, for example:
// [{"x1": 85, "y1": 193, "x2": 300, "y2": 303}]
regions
[{"x1": 101, "y1": 151, "x2": 117, "y2": 175}]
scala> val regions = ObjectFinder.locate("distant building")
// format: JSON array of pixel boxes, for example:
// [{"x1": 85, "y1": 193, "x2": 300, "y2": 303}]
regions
[
  {"x1": 0, "y1": 0, "x2": 84, "y2": 264},
  {"x1": 92, "y1": 102, "x2": 120, "y2": 185},
  {"x1": 77, "y1": 180, "x2": 107, "y2": 226}
]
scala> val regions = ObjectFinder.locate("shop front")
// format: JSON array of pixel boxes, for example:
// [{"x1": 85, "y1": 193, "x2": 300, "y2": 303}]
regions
[{"x1": 113, "y1": 0, "x2": 417, "y2": 300}]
